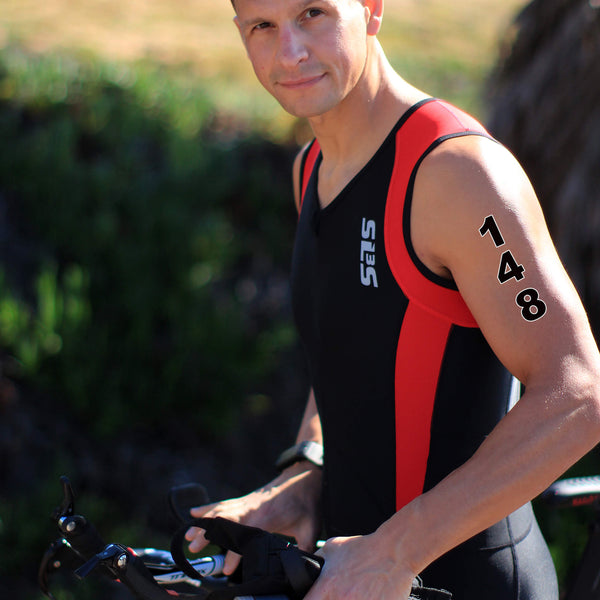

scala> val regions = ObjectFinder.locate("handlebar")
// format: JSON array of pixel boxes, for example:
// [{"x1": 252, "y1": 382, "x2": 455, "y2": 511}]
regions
[
  {"x1": 40, "y1": 476, "x2": 452, "y2": 600},
  {"x1": 39, "y1": 476, "x2": 310, "y2": 600}
]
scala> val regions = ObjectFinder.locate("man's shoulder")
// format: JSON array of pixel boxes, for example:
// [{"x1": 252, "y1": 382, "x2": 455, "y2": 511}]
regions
[
  {"x1": 410, "y1": 133, "x2": 536, "y2": 280},
  {"x1": 386, "y1": 98, "x2": 494, "y2": 194},
  {"x1": 395, "y1": 98, "x2": 489, "y2": 144},
  {"x1": 418, "y1": 134, "x2": 524, "y2": 206}
]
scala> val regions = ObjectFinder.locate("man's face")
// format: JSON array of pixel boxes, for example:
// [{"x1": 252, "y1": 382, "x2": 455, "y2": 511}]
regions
[{"x1": 233, "y1": 0, "x2": 372, "y2": 118}]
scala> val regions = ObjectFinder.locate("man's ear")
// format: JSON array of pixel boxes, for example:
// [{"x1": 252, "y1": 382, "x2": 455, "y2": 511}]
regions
[
  {"x1": 364, "y1": 0, "x2": 383, "y2": 36},
  {"x1": 233, "y1": 16, "x2": 250, "y2": 57},
  {"x1": 233, "y1": 15, "x2": 242, "y2": 36}
]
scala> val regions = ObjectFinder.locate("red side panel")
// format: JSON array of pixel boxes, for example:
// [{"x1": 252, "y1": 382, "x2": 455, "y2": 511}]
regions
[
  {"x1": 384, "y1": 100, "x2": 490, "y2": 510},
  {"x1": 394, "y1": 303, "x2": 452, "y2": 509}
]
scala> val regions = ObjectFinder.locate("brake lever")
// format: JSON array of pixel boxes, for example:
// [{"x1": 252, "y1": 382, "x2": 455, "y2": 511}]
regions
[
  {"x1": 77, "y1": 544, "x2": 179, "y2": 600},
  {"x1": 51, "y1": 476, "x2": 76, "y2": 521},
  {"x1": 38, "y1": 539, "x2": 70, "y2": 600},
  {"x1": 75, "y1": 543, "x2": 129, "y2": 579},
  {"x1": 47, "y1": 477, "x2": 108, "y2": 560}
]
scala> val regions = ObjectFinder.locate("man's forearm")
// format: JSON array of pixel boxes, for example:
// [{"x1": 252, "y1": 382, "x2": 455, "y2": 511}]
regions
[
  {"x1": 273, "y1": 389, "x2": 323, "y2": 477},
  {"x1": 375, "y1": 370, "x2": 600, "y2": 577},
  {"x1": 296, "y1": 389, "x2": 322, "y2": 444}
]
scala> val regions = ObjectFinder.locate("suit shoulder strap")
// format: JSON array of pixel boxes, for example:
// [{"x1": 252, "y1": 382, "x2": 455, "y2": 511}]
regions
[{"x1": 384, "y1": 98, "x2": 493, "y2": 326}]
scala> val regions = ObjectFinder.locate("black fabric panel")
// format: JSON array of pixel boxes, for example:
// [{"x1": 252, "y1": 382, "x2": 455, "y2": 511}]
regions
[
  {"x1": 424, "y1": 326, "x2": 514, "y2": 493},
  {"x1": 291, "y1": 121, "x2": 405, "y2": 537},
  {"x1": 422, "y1": 503, "x2": 558, "y2": 600}
]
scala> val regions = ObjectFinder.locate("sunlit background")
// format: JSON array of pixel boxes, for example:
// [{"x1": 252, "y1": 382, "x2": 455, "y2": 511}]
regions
[
  {"x1": 1, "y1": 1, "x2": 599, "y2": 599},
  {"x1": 0, "y1": 0, "x2": 526, "y2": 126}
]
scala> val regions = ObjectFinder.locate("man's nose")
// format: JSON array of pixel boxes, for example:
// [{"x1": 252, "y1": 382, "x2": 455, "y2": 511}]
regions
[{"x1": 277, "y1": 24, "x2": 309, "y2": 66}]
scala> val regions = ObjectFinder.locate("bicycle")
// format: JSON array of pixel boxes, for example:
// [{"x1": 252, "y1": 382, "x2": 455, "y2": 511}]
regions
[
  {"x1": 541, "y1": 475, "x2": 600, "y2": 599},
  {"x1": 39, "y1": 476, "x2": 452, "y2": 600}
]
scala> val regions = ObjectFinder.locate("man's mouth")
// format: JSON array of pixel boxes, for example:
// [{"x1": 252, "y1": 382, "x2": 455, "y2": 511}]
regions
[{"x1": 277, "y1": 73, "x2": 326, "y2": 89}]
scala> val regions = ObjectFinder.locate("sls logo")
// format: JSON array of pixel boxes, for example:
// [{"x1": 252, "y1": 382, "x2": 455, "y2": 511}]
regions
[{"x1": 360, "y1": 218, "x2": 378, "y2": 288}]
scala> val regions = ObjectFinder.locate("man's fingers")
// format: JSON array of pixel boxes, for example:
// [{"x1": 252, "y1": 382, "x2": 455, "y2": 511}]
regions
[
  {"x1": 223, "y1": 550, "x2": 242, "y2": 576},
  {"x1": 186, "y1": 502, "x2": 222, "y2": 552},
  {"x1": 186, "y1": 527, "x2": 210, "y2": 553},
  {"x1": 190, "y1": 502, "x2": 219, "y2": 518},
  {"x1": 186, "y1": 498, "x2": 247, "y2": 554},
  {"x1": 185, "y1": 525, "x2": 202, "y2": 542}
]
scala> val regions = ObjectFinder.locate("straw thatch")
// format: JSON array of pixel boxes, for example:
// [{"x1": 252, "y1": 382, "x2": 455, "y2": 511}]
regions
[{"x1": 486, "y1": 0, "x2": 600, "y2": 338}]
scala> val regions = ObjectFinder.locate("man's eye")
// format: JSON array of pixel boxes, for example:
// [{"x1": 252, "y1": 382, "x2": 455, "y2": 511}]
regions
[
  {"x1": 253, "y1": 22, "x2": 272, "y2": 31},
  {"x1": 306, "y1": 8, "x2": 324, "y2": 19}
]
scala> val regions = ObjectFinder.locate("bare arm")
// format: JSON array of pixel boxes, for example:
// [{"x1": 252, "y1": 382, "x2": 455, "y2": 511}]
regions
[{"x1": 296, "y1": 388, "x2": 322, "y2": 444}]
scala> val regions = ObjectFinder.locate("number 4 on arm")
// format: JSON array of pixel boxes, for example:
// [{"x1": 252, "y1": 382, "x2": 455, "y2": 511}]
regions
[
  {"x1": 498, "y1": 251, "x2": 525, "y2": 284},
  {"x1": 480, "y1": 216, "x2": 526, "y2": 285}
]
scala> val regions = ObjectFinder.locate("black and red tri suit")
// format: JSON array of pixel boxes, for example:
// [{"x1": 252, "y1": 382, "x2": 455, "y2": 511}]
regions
[{"x1": 290, "y1": 98, "x2": 558, "y2": 599}]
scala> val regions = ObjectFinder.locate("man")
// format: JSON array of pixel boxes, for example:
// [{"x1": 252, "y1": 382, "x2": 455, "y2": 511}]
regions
[{"x1": 186, "y1": 1, "x2": 600, "y2": 598}]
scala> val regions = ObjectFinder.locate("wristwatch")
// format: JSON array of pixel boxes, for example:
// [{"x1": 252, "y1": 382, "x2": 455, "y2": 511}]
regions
[{"x1": 275, "y1": 441, "x2": 324, "y2": 472}]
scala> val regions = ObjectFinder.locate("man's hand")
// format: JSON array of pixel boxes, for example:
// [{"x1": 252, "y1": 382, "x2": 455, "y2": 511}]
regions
[
  {"x1": 185, "y1": 463, "x2": 321, "y2": 575},
  {"x1": 304, "y1": 534, "x2": 415, "y2": 600}
]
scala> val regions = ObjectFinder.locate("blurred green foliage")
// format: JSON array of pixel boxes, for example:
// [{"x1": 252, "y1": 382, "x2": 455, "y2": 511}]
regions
[
  {"x1": 0, "y1": 46, "x2": 299, "y2": 438},
  {"x1": 0, "y1": 46, "x2": 302, "y2": 596}
]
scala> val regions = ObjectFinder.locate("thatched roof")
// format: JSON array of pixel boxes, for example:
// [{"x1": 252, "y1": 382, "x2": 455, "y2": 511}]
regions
[{"x1": 486, "y1": 0, "x2": 600, "y2": 337}]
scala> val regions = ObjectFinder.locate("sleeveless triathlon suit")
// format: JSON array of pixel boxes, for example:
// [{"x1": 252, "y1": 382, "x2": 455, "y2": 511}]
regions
[{"x1": 290, "y1": 98, "x2": 558, "y2": 599}]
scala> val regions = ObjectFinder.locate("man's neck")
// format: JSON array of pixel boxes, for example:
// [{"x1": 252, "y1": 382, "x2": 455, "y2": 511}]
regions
[{"x1": 307, "y1": 41, "x2": 428, "y2": 208}]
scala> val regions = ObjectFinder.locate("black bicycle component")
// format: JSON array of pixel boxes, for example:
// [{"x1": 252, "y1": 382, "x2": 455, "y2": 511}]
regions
[
  {"x1": 38, "y1": 538, "x2": 86, "y2": 600},
  {"x1": 39, "y1": 476, "x2": 113, "y2": 598},
  {"x1": 75, "y1": 543, "x2": 129, "y2": 579},
  {"x1": 51, "y1": 476, "x2": 75, "y2": 521},
  {"x1": 41, "y1": 478, "x2": 272, "y2": 600},
  {"x1": 56, "y1": 513, "x2": 107, "y2": 559},
  {"x1": 48, "y1": 475, "x2": 108, "y2": 559},
  {"x1": 76, "y1": 543, "x2": 187, "y2": 600}
]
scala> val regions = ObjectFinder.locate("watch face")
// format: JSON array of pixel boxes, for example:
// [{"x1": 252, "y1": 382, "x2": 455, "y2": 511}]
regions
[{"x1": 275, "y1": 442, "x2": 323, "y2": 471}]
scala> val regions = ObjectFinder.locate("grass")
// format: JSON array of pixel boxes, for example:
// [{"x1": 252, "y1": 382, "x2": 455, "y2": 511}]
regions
[{"x1": 0, "y1": 0, "x2": 526, "y2": 125}]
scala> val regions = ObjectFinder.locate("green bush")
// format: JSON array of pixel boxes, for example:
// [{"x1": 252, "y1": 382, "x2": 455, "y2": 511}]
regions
[
  {"x1": 0, "y1": 46, "x2": 304, "y2": 598},
  {"x1": 0, "y1": 46, "x2": 299, "y2": 437}
]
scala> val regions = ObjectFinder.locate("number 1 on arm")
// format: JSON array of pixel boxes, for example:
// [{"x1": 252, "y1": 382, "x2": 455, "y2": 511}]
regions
[{"x1": 479, "y1": 215, "x2": 505, "y2": 247}]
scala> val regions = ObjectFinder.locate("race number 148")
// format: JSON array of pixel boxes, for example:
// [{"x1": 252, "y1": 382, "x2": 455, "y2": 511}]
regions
[{"x1": 479, "y1": 215, "x2": 546, "y2": 322}]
